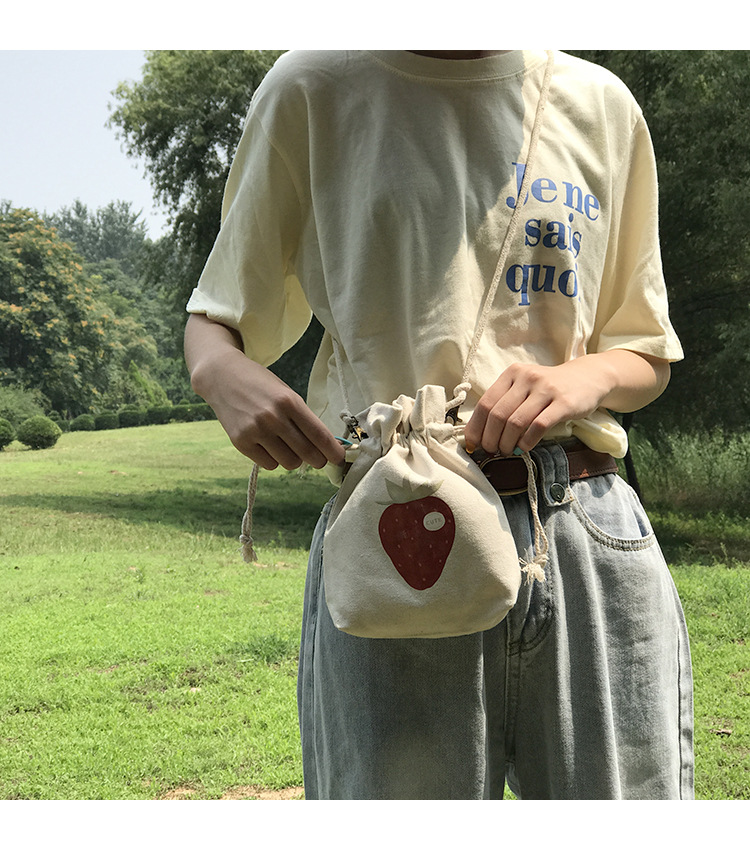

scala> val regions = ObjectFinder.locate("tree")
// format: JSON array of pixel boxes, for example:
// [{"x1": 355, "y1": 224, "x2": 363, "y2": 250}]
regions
[
  {"x1": 570, "y1": 51, "x2": 750, "y2": 432},
  {"x1": 108, "y1": 50, "x2": 284, "y2": 308},
  {"x1": 0, "y1": 206, "x2": 161, "y2": 416},
  {"x1": 47, "y1": 199, "x2": 149, "y2": 279},
  {"x1": 47, "y1": 200, "x2": 196, "y2": 404},
  {"x1": 108, "y1": 50, "x2": 322, "y2": 397}
]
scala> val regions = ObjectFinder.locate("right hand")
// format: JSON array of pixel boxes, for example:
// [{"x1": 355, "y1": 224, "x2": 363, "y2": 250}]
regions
[{"x1": 185, "y1": 314, "x2": 346, "y2": 471}]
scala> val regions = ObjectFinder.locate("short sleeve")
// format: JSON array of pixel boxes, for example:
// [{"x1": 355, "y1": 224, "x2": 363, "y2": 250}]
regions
[
  {"x1": 589, "y1": 114, "x2": 683, "y2": 362},
  {"x1": 186, "y1": 107, "x2": 312, "y2": 368}
]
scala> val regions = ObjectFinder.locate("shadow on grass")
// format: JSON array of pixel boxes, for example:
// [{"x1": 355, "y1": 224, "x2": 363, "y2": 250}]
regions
[
  {"x1": 1, "y1": 472, "x2": 337, "y2": 550},
  {"x1": 648, "y1": 502, "x2": 750, "y2": 566}
]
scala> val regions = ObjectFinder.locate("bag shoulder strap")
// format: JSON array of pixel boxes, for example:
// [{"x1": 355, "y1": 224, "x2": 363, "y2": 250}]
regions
[{"x1": 460, "y1": 50, "x2": 554, "y2": 387}]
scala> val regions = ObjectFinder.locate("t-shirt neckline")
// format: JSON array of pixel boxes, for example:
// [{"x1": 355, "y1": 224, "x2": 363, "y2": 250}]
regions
[{"x1": 366, "y1": 50, "x2": 548, "y2": 82}]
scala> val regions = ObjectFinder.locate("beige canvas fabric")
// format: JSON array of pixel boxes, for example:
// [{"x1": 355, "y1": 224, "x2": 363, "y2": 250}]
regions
[
  {"x1": 187, "y1": 50, "x2": 683, "y2": 467},
  {"x1": 322, "y1": 384, "x2": 527, "y2": 637}
]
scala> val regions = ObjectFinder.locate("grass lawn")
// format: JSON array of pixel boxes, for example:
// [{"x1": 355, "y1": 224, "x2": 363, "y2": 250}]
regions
[
  {"x1": 0, "y1": 421, "x2": 334, "y2": 800},
  {"x1": 1, "y1": 421, "x2": 748, "y2": 799}
]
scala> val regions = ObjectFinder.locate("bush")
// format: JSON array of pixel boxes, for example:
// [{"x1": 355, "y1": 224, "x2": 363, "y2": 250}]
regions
[
  {"x1": 0, "y1": 385, "x2": 45, "y2": 427},
  {"x1": 146, "y1": 405, "x2": 172, "y2": 425},
  {"x1": 70, "y1": 413, "x2": 96, "y2": 432},
  {"x1": 631, "y1": 428, "x2": 750, "y2": 516},
  {"x1": 95, "y1": 411, "x2": 120, "y2": 430},
  {"x1": 118, "y1": 405, "x2": 146, "y2": 428},
  {"x1": 16, "y1": 415, "x2": 62, "y2": 450},
  {"x1": 190, "y1": 403, "x2": 216, "y2": 421},
  {"x1": 169, "y1": 403, "x2": 216, "y2": 423},
  {"x1": 170, "y1": 403, "x2": 192, "y2": 422},
  {"x1": 0, "y1": 417, "x2": 15, "y2": 450}
]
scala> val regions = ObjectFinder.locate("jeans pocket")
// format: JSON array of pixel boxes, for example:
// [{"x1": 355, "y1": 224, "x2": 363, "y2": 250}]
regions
[{"x1": 569, "y1": 474, "x2": 656, "y2": 551}]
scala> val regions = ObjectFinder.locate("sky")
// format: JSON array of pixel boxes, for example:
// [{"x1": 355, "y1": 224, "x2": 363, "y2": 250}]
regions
[{"x1": 0, "y1": 50, "x2": 170, "y2": 238}]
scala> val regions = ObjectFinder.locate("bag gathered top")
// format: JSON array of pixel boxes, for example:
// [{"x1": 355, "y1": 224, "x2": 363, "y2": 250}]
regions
[{"x1": 242, "y1": 52, "x2": 555, "y2": 640}]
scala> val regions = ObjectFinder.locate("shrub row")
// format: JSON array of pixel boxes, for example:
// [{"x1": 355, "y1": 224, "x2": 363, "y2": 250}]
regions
[
  {"x1": 62, "y1": 402, "x2": 216, "y2": 433},
  {"x1": 0, "y1": 403, "x2": 216, "y2": 451}
]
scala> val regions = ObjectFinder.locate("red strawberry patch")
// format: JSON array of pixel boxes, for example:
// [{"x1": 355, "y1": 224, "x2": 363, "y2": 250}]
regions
[{"x1": 378, "y1": 478, "x2": 455, "y2": 590}]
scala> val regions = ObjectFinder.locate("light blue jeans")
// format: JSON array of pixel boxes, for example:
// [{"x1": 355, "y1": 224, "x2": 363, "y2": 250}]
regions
[{"x1": 297, "y1": 443, "x2": 694, "y2": 799}]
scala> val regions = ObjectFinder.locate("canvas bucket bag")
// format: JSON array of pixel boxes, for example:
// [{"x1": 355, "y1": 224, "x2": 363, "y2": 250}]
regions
[{"x1": 319, "y1": 53, "x2": 555, "y2": 639}]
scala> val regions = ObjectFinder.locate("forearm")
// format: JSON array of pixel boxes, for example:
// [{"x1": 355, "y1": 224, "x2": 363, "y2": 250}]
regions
[
  {"x1": 183, "y1": 312, "x2": 344, "y2": 470},
  {"x1": 465, "y1": 349, "x2": 671, "y2": 456},
  {"x1": 584, "y1": 349, "x2": 671, "y2": 413},
  {"x1": 184, "y1": 312, "x2": 245, "y2": 401}
]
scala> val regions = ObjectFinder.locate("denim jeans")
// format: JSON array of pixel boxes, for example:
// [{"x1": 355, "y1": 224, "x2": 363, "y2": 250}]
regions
[{"x1": 297, "y1": 443, "x2": 694, "y2": 799}]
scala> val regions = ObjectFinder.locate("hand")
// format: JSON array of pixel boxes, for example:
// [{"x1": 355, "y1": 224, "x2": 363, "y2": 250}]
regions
[
  {"x1": 185, "y1": 314, "x2": 346, "y2": 471},
  {"x1": 463, "y1": 352, "x2": 670, "y2": 457},
  {"x1": 210, "y1": 353, "x2": 346, "y2": 471}
]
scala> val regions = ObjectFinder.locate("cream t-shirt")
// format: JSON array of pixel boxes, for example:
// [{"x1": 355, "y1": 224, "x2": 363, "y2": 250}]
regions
[{"x1": 187, "y1": 50, "x2": 683, "y2": 459}]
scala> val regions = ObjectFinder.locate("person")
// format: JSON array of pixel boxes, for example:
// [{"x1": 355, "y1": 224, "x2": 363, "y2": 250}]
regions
[{"x1": 184, "y1": 50, "x2": 694, "y2": 800}]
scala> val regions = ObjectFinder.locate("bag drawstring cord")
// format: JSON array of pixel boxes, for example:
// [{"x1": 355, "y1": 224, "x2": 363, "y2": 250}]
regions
[
  {"x1": 518, "y1": 452, "x2": 549, "y2": 583},
  {"x1": 240, "y1": 461, "x2": 260, "y2": 563}
]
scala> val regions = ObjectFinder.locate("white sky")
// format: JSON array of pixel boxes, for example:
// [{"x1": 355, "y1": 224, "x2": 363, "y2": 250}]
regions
[{"x1": 0, "y1": 50, "x2": 170, "y2": 238}]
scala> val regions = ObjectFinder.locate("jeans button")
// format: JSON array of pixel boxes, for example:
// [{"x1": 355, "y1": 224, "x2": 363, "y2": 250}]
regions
[{"x1": 550, "y1": 482, "x2": 566, "y2": 502}]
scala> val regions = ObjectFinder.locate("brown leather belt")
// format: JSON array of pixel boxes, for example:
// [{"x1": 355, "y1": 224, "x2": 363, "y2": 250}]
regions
[{"x1": 474, "y1": 440, "x2": 619, "y2": 496}]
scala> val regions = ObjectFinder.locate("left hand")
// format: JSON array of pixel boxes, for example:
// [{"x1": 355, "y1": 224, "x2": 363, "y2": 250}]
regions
[{"x1": 463, "y1": 352, "x2": 670, "y2": 457}]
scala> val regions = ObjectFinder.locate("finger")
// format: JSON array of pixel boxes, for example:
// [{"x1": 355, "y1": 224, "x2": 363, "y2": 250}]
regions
[
  {"x1": 464, "y1": 376, "x2": 516, "y2": 452},
  {"x1": 252, "y1": 395, "x2": 344, "y2": 470},
  {"x1": 295, "y1": 415, "x2": 347, "y2": 468},
  {"x1": 476, "y1": 385, "x2": 532, "y2": 455},
  {"x1": 261, "y1": 417, "x2": 332, "y2": 470},
  {"x1": 261, "y1": 434, "x2": 311, "y2": 471},
  {"x1": 514, "y1": 400, "x2": 567, "y2": 453},
  {"x1": 496, "y1": 396, "x2": 554, "y2": 456},
  {"x1": 235, "y1": 441, "x2": 280, "y2": 471}
]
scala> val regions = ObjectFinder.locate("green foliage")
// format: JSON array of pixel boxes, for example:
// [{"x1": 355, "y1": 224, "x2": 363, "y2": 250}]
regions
[
  {"x1": 45, "y1": 201, "x2": 192, "y2": 403},
  {"x1": 108, "y1": 50, "x2": 283, "y2": 310},
  {"x1": 70, "y1": 413, "x2": 96, "y2": 432},
  {"x1": 188, "y1": 402, "x2": 216, "y2": 421},
  {"x1": 170, "y1": 403, "x2": 192, "y2": 422},
  {"x1": 127, "y1": 360, "x2": 167, "y2": 406},
  {"x1": 95, "y1": 411, "x2": 120, "y2": 430},
  {"x1": 631, "y1": 428, "x2": 750, "y2": 520},
  {"x1": 46, "y1": 199, "x2": 149, "y2": 279},
  {"x1": 570, "y1": 51, "x2": 750, "y2": 433},
  {"x1": 166, "y1": 402, "x2": 215, "y2": 423},
  {"x1": 16, "y1": 415, "x2": 62, "y2": 450},
  {"x1": 0, "y1": 207, "x2": 164, "y2": 416},
  {"x1": 0, "y1": 384, "x2": 44, "y2": 427},
  {"x1": 107, "y1": 51, "x2": 339, "y2": 398},
  {"x1": 118, "y1": 405, "x2": 146, "y2": 428},
  {"x1": 146, "y1": 405, "x2": 172, "y2": 425},
  {"x1": 0, "y1": 417, "x2": 15, "y2": 449}
]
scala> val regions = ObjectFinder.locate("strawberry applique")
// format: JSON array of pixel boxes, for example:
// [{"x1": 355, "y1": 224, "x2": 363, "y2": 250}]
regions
[{"x1": 377, "y1": 477, "x2": 456, "y2": 590}]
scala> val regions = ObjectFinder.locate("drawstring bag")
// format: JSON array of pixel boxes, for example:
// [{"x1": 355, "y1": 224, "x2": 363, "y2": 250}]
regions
[
  {"x1": 322, "y1": 383, "x2": 547, "y2": 638},
  {"x1": 319, "y1": 53, "x2": 555, "y2": 638}
]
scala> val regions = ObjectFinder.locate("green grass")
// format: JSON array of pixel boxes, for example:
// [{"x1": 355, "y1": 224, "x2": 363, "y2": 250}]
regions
[
  {"x1": 0, "y1": 421, "x2": 335, "y2": 800},
  {"x1": 626, "y1": 430, "x2": 750, "y2": 800},
  {"x1": 1, "y1": 422, "x2": 748, "y2": 799}
]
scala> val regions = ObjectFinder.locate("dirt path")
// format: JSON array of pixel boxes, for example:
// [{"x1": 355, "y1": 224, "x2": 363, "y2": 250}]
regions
[{"x1": 160, "y1": 785, "x2": 304, "y2": 800}]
